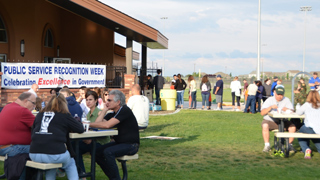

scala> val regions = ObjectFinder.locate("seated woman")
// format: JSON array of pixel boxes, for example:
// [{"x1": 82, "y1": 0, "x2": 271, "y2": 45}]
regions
[
  {"x1": 76, "y1": 91, "x2": 110, "y2": 175},
  {"x1": 29, "y1": 94, "x2": 84, "y2": 180},
  {"x1": 296, "y1": 90, "x2": 320, "y2": 159}
]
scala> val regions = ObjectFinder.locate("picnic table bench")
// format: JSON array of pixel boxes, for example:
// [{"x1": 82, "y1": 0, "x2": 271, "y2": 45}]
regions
[
  {"x1": 0, "y1": 155, "x2": 62, "y2": 180},
  {"x1": 274, "y1": 132, "x2": 320, "y2": 157}
]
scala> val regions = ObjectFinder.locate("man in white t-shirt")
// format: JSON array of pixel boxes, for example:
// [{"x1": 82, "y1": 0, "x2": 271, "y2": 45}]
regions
[
  {"x1": 76, "y1": 86, "x2": 90, "y2": 116},
  {"x1": 127, "y1": 84, "x2": 149, "y2": 129},
  {"x1": 28, "y1": 83, "x2": 39, "y2": 97},
  {"x1": 260, "y1": 86, "x2": 296, "y2": 152}
]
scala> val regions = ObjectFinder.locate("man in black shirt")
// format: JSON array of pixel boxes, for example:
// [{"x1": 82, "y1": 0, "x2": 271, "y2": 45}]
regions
[
  {"x1": 153, "y1": 69, "x2": 165, "y2": 105},
  {"x1": 89, "y1": 90, "x2": 139, "y2": 180}
]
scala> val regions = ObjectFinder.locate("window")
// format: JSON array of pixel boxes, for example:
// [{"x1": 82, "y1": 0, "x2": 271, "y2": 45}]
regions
[
  {"x1": 0, "y1": 15, "x2": 7, "y2": 42},
  {"x1": 44, "y1": 29, "x2": 53, "y2": 47}
]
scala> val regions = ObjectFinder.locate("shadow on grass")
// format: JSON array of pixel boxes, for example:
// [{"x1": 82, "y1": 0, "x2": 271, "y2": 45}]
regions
[
  {"x1": 142, "y1": 122, "x2": 178, "y2": 133},
  {"x1": 140, "y1": 135, "x2": 200, "y2": 147}
]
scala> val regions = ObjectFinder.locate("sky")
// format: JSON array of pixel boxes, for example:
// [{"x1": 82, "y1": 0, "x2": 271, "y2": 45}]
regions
[{"x1": 100, "y1": 0, "x2": 320, "y2": 77}]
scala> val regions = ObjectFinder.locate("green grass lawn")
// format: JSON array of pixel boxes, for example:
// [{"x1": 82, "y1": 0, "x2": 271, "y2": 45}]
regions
[{"x1": 1, "y1": 110, "x2": 320, "y2": 179}]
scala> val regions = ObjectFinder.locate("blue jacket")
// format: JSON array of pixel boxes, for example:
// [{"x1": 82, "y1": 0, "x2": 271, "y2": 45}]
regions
[
  {"x1": 66, "y1": 96, "x2": 83, "y2": 118},
  {"x1": 271, "y1": 81, "x2": 277, "y2": 96}
]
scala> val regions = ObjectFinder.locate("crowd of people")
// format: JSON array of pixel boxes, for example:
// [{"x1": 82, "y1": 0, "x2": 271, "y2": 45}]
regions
[
  {"x1": 1, "y1": 70, "x2": 320, "y2": 180},
  {"x1": 0, "y1": 82, "x2": 146, "y2": 179}
]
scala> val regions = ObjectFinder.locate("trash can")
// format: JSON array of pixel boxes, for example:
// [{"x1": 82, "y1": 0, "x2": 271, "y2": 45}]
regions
[{"x1": 160, "y1": 89, "x2": 177, "y2": 110}]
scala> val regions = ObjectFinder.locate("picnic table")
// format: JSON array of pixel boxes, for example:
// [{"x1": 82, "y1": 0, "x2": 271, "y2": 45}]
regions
[
  {"x1": 70, "y1": 130, "x2": 118, "y2": 180},
  {"x1": 268, "y1": 112, "x2": 305, "y2": 157}
]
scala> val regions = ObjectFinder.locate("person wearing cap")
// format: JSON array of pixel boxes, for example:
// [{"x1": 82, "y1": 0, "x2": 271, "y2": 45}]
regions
[
  {"x1": 270, "y1": 76, "x2": 278, "y2": 96},
  {"x1": 308, "y1": 72, "x2": 320, "y2": 90},
  {"x1": 214, "y1": 74, "x2": 224, "y2": 110},
  {"x1": 260, "y1": 86, "x2": 296, "y2": 152}
]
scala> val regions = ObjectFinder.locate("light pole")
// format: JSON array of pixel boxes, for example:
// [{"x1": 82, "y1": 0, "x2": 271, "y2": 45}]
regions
[
  {"x1": 300, "y1": 6, "x2": 312, "y2": 74},
  {"x1": 256, "y1": 0, "x2": 261, "y2": 80},
  {"x1": 261, "y1": 44, "x2": 267, "y2": 81},
  {"x1": 161, "y1": 17, "x2": 168, "y2": 76}
]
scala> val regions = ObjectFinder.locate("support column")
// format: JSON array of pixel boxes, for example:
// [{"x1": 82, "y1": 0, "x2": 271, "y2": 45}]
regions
[
  {"x1": 126, "y1": 38, "x2": 133, "y2": 75},
  {"x1": 139, "y1": 45, "x2": 147, "y2": 90}
]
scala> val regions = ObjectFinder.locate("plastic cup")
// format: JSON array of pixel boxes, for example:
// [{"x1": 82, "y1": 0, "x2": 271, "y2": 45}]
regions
[{"x1": 83, "y1": 123, "x2": 90, "y2": 132}]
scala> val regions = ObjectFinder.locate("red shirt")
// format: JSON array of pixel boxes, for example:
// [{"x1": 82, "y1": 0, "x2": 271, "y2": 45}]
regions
[{"x1": 0, "y1": 102, "x2": 35, "y2": 145}]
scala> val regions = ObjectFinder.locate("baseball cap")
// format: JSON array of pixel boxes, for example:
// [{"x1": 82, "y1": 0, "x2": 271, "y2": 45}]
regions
[
  {"x1": 275, "y1": 86, "x2": 285, "y2": 95},
  {"x1": 273, "y1": 76, "x2": 278, "y2": 79},
  {"x1": 217, "y1": 74, "x2": 222, "y2": 78}
]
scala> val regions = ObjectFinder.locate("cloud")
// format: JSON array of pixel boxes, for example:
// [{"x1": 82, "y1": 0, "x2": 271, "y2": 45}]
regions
[{"x1": 101, "y1": 0, "x2": 320, "y2": 76}]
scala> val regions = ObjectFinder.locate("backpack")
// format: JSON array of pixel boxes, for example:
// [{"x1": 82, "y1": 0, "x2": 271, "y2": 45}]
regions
[{"x1": 201, "y1": 83, "x2": 208, "y2": 92}]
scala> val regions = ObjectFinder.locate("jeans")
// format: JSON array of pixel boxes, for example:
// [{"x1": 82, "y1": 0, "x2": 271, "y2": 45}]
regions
[
  {"x1": 0, "y1": 145, "x2": 30, "y2": 157},
  {"x1": 190, "y1": 91, "x2": 197, "y2": 108},
  {"x1": 201, "y1": 93, "x2": 209, "y2": 107},
  {"x1": 29, "y1": 151, "x2": 78, "y2": 180},
  {"x1": 231, "y1": 92, "x2": 240, "y2": 106},
  {"x1": 256, "y1": 97, "x2": 262, "y2": 112},
  {"x1": 73, "y1": 141, "x2": 104, "y2": 173},
  {"x1": 155, "y1": 89, "x2": 160, "y2": 105},
  {"x1": 244, "y1": 95, "x2": 256, "y2": 113},
  {"x1": 96, "y1": 142, "x2": 139, "y2": 180},
  {"x1": 0, "y1": 145, "x2": 30, "y2": 180},
  {"x1": 298, "y1": 125, "x2": 320, "y2": 153},
  {"x1": 177, "y1": 90, "x2": 184, "y2": 106}
]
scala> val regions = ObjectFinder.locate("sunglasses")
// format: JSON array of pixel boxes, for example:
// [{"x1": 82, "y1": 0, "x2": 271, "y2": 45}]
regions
[
  {"x1": 107, "y1": 99, "x2": 113, "y2": 102},
  {"x1": 104, "y1": 93, "x2": 109, "y2": 96}
]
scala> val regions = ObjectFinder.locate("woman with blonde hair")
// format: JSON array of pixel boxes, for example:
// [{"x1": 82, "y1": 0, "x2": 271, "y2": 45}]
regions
[
  {"x1": 29, "y1": 94, "x2": 84, "y2": 179},
  {"x1": 188, "y1": 75, "x2": 197, "y2": 109},
  {"x1": 296, "y1": 91, "x2": 320, "y2": 159},
  {"x1": 200, "y1": 75, "x2": 211, "y2": 110},
  {"x1": 230, "y1": 76, "x2": 241, "y2": 111}
]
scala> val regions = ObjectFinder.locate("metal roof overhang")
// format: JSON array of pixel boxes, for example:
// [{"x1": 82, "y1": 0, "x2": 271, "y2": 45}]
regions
[{"x1": 47, "y1": 0, "x2": 168, "y2": 49}]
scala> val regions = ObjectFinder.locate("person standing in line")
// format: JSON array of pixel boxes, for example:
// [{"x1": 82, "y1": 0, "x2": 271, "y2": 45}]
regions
[
  {"x1": 243, "y1": 79, "x2": 249, "y2": 105},
  {"x1": 243, "y1": 81, "x2": 258, "y2": 114},
  {"x1": 256, "y1": 81, "x2": 264, "y2": 112},
  {"x1": 230, "y1": 76, "x2": 241, "y2": 111},
  {"x1": 308, "y1": 72, "x2": 320, "y2": 90},
  {"x1": 153, "y1": 69, "x2": 165, "y2": 105},
  {"x1": 214, "y1": 74, "x2": 224, "y2": 110},
  {"x1": 294, "y1": 78, "x2": 307, "y2": 107},
  {"x1": 188, "y1": 75, "x2": 197, "y2": 109},
  {"x1": 173, "y1": 74, "x2": 177, "y2": 83},
  {"x1": 262, "y1": 78, "x2": 272, "y2": 102},
  {"x1": 174, "y1": 74, "x2": 187, "y2": 109},
  {"x1": 270, "y1": 76, "x2": 278, "y2": 96},
  {"x1": 147, "y1": 74, "x2": 154, "y2": 90},
  {"x1": 296, "y1": 91, "x2": 320, "y2": 159},
  {"x1": 200, "y1": 75, "x2": 211, "y2": 110}
]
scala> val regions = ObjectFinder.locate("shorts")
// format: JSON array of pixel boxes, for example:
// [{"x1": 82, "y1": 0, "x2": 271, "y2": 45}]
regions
[
  {"x1": 216, "y1": 95, "x2": 222, "y2": 103},
  {"x1": 261, "y1": 119, "x2": 294, "y2": 131}
]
